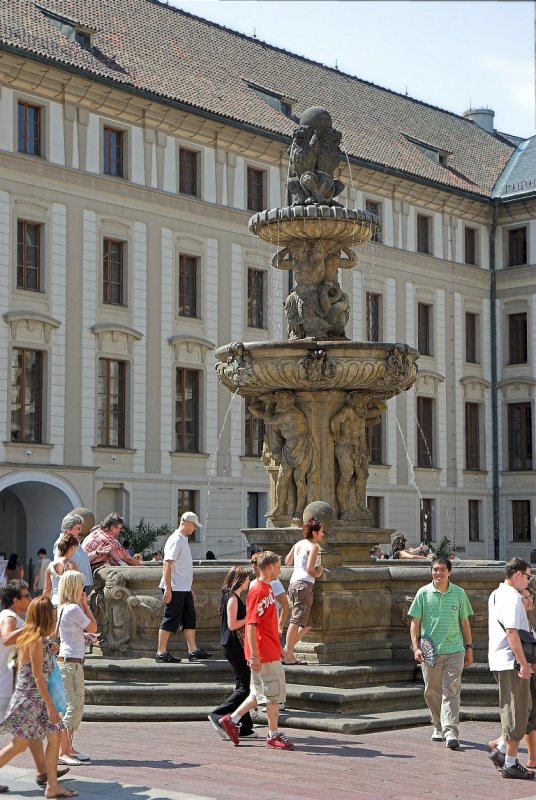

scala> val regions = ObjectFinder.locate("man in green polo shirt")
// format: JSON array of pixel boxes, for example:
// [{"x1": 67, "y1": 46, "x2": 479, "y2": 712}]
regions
[{"x1": 409, "y1": 556, "x2": 474, "y2": 749}]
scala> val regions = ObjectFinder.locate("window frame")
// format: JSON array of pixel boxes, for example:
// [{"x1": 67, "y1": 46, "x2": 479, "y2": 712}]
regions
[
  {"x1": 365, "y1": 199, "x2": 382, "y2": 243},
  {"x1": 507, "y1": 402, "x2": 533, "y2": 471},
  {"x1": 465, "y1": 401, "x2": 481, "y2": 471},
  {"x1": 17, "y1": 219, "x2": 42, "y2": 292},
  {"x1": 247, "y1": 267, "x2": 267, "y2": 329},
  {"x1": 366, "y1": 417, "x2": 383, "y2": 465},
  {"x1": 178, "y1": 254, "x2": 199, "y2": 318},
  {"x1": 465, "y1": 311, "x2": 479, "y2": 363},
  {"x1": 247, "y1": 491, "x2": 268, "y2": 528},
  {"x1": 416, "y1": 213, "x2": 432, "y2": 255},
  {"x1": 512, "y1": 499, "x2": 531, "y2": 543},
  {"x1": 508, "y1": 312, "x2": 528, "y2": 365},
  {"x1": 102, "y1": 238, "x2": 125, "y2": 306},
  {"x1": 246, "y1": 167, "x2": 265, "y2": 212},
  {"x1": 10, "y1": 347, "x2": 43, "y2": 443},
  {"x1": 178, "y1": 489, "x2": 201, "y2": 542},
  {"x1": 17, "y1": 101, "x2": 41, "y2": 157},
  {"x1": 417, "y1": 396, "x2": 434, "y2": 467},
  {"x1": 366, "y1": 291, "x2": 382, "y2": 342},
  {"x1": 417, "y1": 302, "x2": 433, "y2": 356},
  {"x1": 468, "y1": 499, "x2": 481, "y2": 542},
  {"x1": 420, "y1": 498, "x2": 435, "y2": 542},
  {"x1": 103, "y1": 125, "x2": 125, "y2": 178},
  {"x1": 175, "y1": 367, "x2": 200, "y2": 453},
  {"x1": 367, "y1": 496, "x2": 382, "y2": 528},
  {"x1": 97, "y1": 358, "x2": 127, "y2": 448},
  {"x1": 508, "y1": 226, "x2": 528, "y2": 267},
  {"x1": 464, "y1": 225, "x2": 478, "y2": 266},
  {"x1": 178, "y1": 147, "x2": 199, "y2": 196},
  {"x1": 244, "y1": 401, "x2": 265, "y2": 457}
]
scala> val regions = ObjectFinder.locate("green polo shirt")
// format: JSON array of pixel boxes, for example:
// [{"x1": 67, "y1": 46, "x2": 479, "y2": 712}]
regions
[{"x1": 408, "y1": 581, "x2": 473, "y2": 654}]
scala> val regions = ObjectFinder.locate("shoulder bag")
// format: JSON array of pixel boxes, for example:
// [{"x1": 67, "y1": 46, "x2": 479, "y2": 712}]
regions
[
  {"x1": 47, "y1": 609, "x2": 67, "y2": 714},
  {"x1": 494, "y1": 595, "x2": 536, "y2": 663}
]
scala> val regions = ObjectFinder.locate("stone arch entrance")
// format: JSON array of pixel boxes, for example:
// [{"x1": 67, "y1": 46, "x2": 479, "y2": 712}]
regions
[{"x1": 0, "y1": 471, "x2": 81, "y2": 571}]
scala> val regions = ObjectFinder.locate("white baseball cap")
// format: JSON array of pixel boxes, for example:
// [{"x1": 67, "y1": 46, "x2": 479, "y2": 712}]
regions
[{"x1": 181, "y1": 511, "x2": 203, "y2": 528}]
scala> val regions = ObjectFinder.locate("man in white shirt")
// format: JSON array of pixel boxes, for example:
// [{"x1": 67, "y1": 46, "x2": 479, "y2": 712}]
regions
[
  {"x1": 155, "y1": 512, "x2": 213, "y2": 664},
  {"x1": 488, "y1": 557, "x2": 535, "y2": 781},
  {"x1": 32, "y1": 548, "x2": 51, "y2": 596}
]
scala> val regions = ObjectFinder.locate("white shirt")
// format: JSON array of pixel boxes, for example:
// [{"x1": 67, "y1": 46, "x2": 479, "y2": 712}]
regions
[
  {"x1": 159, "y1": 531, "x2": 193, "y2": 592},
  {"x1": 291, "y1": 540, "x2": 315, "y2": 584},
  {"x1": 0, "y1": 609, "x2": 23, "y2": 699},
  {"x1": 58, "y1": 604, "x2": 90, "y2": 660},
  {"x1": 488, "y1": 581, "x2": 529, "y2": 671}
]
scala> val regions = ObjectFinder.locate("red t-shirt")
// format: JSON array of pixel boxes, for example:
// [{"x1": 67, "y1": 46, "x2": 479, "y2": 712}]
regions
[{"x1": 244, "y1": 579, "x2": 281, "y2": 664}]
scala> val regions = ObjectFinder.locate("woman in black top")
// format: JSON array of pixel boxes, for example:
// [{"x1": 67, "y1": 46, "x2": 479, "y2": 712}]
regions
[{"x1": 208, "y1": 566, "x2": 255, "y2": 738}]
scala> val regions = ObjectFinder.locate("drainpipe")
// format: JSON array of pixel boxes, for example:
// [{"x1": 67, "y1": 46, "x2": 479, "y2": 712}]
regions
[{"x1": 490, "y1": 200, "x2": 500, "y2": 560}]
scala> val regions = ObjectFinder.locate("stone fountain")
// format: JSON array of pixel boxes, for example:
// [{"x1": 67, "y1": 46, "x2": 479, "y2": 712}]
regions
[{"x1": 215, "y1": 106, "x2": 419, "y2": 564}]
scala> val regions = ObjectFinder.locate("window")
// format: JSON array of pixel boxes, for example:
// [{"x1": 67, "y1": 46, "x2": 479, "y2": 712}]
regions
[
  {"x1": 465, "y1": 312, "x2": 478, "y2": 363},
  {"x1": 75, "y1": 29, "x2": 92, "y2": 49},
  {"x1": 512, "y1": 500, "x2": 531, "y2": 542},
  {"x1": 17, "y1": 220, "x2": 41, "y2": 291},
  {"x1": 366, "y1": 419, "x2": 383, "y2": 465},
  {"x1": 465, "y1": 402, "x2": 481, "y2": 470},
  {"x1": 245, "y1": 401, "x2": 265, "y2": 457},
  {"x1": 103, "y1": 239, "x2": 125, "y2": 305},
  {"x1": 420, "y1": 498, "x2": 435, "y2": 542},
  {"x1": 508, "y1": 312, "x2": 528, "y2": 364},
  {"x1": 103, "y1": 126, "x2": 124, "y2": 177},
  {"x1": 367, "y1": 496, "x2": 382, "y2": 528},
  {"x1": 11, "y1": 348, "x2": 43, "y2": 443},
  {"x1": 247, "y1": 491, "x2": 267, "y2": 528},
  {"x1": 366, "y1": 292, "x2": 382, "y2": 342},
  {"x1": 17, "y1": 102, "x2": 41, "y2": 156},
  {"x1": 417, "y1": 303, "x2": 433, "y2": 356},
  {"x1": 178, "y1": 489, "x2": 200, "y2": 542},
  {"x1": 247, "y1": 167, "x2": 264, "y2": 212},
  {"x1": 417, "y1": 214, "x2": 432, "y2": 255},
  {"x1": 175, "y1": 368, "x2": 199, "y2": 452},
  {"x1": 178, "y1": 255, "x2": 198, "y2": 318},
  {"x1": 97, "y1": 359, "x2": 126, "y2": 447},
  {"x1": 178, "y1": 148, "x2": 198, "y2": 196},
  {"x1": 508, "y1": 227, "x2": 527, "y2": 267},
  {"x1": 464, "y1": 227, "x2": 477, "y2": 265},
  {"x1": 417, "y1": 397, "x2": 434, "y2": 467},
  {"x1": 468, "y1": 500, "x2": 481, "y2": 542},
  {"x1": 365, "y1": 200, "x2": 382, "y2": 243},
  {"x1": 508, "y1": 403, "x2": 533, "y2": 471},
  {"x1": 247, "y1": 268, "x2": 266, "y2": 328}
]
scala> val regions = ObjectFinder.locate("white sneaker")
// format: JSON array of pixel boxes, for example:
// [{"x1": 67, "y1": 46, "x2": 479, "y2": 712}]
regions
[
  {"x1": 431, "y1": 728, "x2": 444, "y2": 741},
  {"x1": 73, "y1": 751, "x2": 91, "y2": 762}
]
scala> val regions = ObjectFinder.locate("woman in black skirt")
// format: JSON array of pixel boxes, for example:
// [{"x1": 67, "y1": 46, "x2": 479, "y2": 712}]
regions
[{"x1": 208, "y1": 566, "x2": 255, "y2": 738}]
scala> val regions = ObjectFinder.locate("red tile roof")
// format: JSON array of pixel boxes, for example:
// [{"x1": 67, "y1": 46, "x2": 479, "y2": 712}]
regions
[{"x1": 1, "y1": 0, "x2": 514, "y2": 198}]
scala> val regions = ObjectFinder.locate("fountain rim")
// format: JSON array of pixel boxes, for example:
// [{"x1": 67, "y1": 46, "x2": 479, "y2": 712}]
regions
[
  {"x1": 248, "y1": 204, "x2": 381, "y2": 246},
  {"x1": 215, "y1": 339, "x2": 420, "y2": 358}
]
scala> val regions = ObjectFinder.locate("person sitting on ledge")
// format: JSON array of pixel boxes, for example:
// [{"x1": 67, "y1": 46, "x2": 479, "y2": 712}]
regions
[
  {"x1": 391, "y1": 534, "x2": 428, "y2": 560},
  {"x1": 369, "y1": 545, "x2": 388, "y2": 561}
]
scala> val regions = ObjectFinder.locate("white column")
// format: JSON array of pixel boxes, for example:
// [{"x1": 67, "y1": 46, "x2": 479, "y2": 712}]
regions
[
  {"x1": 351, "y1": 270, "x2": 363, "y2": 340},
  {"x1": 405, "y1": 281, "x2": 415, "y2": 348},
  {"x1": 234, "y1": 158, "x2": 245, "y2": 210},
  {"x1": 81, "y1": 210, "x2": 98, "y2": 464},
  {"x1": 385, "y1": 277, "x2": 396, "y2": 341},
  {"x1": 0, "y1": 87, "x2": 13, "y2": 151},
  {"x1": 202, "y1": 147, "x2": 216, "y2": 204},
  {"x1": 48, "y1": 102, "x2": 65, "y2": 166},
  {"x1": 131, "y1": 126, "x2": 144, "y2": 185},
  {"x1": 269, "y1": 166, "x2": 281, "y2": 208},
  {"x1": 382, "y1": 198, "x2": 394, "y2": 248},
  {"x1": 163, "y1": 136, "x2": 176, "y2": 193},
  {"x1": 131, "y1": 221, "x2": 147, "y2": 472},
  {"x1": 49, "y1": 203, "x2": 67, "y2": 463},
  {"x1": 433, "y1": 212, "x2": 442, "y2": 260},
  {"x1": 160, "y1": 228, "x2": 174, "y2": 475},
  {"x1": 85, "y1": 115, "x2": 100, "y2": 174}
]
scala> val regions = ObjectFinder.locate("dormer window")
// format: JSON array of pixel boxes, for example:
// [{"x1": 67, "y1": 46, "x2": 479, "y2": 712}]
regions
[
  {"x1": 74, "y1": 29, "x2": 92, "y2": 50},
  {"x1": 403, "y1": 134, "x2": 451, "y2": 168},
  {"x1": 39, "y1": 7, "x2": 94, "y2": 50},
  {"x1": 247, "y1": 83, "x2": 295, "y2": 117}
]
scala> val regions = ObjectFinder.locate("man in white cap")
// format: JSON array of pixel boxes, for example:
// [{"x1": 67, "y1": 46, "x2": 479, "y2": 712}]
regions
[{"x1": 155, "y1": 512, "x2": 213, "y2": 663}]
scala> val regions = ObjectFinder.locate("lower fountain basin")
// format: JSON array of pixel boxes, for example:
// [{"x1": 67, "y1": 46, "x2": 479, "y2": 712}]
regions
[
  {"x1": 214, "y1": 339, "x2": 419, "y2": 397},
  {"x1": 248, "y1": 205, "x2": 379, "y2": 246}
]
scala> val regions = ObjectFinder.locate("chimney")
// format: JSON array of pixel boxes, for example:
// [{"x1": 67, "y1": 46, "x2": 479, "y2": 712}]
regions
[{"x1": 463, "y1": 108, "x2": 495, "y2": 134}]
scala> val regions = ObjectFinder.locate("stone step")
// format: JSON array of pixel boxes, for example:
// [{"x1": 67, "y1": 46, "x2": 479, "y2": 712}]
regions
[
  {"x1": 82, "y1": 704, "x2": 500, "y2": 733},
  {"x1": 84, "y1": 678, "x2": 498, "y2": 714}
]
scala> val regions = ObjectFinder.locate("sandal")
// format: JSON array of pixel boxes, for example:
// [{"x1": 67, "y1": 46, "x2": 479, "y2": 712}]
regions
[
  {"x1": 36, "y1": 768, "x2": 70, "y2": 786},
  {"x1": 0, "y1": 788, "x2": 7, "y2": 794},
  {"x1": 45, "y1": 789, "x2": 79, "y2": 799}
]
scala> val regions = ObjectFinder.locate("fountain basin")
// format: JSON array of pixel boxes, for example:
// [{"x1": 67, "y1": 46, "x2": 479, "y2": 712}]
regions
[
  {"x1": 249, "y1": 205, "x2": 380, "y2": 246},
  {"x1": 215, "y1": 339, "x2": 418, "y2": 397}
]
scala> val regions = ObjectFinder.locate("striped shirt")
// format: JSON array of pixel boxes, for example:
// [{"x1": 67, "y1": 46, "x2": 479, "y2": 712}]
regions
[{"x1": 408, "y1": 581, "x2": 473, "y2": 654}]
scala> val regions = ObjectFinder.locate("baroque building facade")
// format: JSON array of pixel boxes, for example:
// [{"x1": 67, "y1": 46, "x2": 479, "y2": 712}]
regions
[{"x1": 0, "y1": 0, "x2": 534, "y2": 562}]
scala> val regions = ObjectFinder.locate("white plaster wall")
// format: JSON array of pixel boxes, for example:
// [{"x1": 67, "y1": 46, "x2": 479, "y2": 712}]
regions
[
  {"x1": 231, "y1": 244, "x2": 243, "y2": 340},
  {"x1": 480, "y1": 224, "x2": 489, "y2": 269},
  {"x1": 234, "y1": 158, "x2": 245, "y2": 210},
  {"x1": 131, "y1": 221, "x2": 147, "y2": 472},
  {"x1": 382, "y1": 198, "x2": 394, "y2": 247},
  {"x1": 49, "y1": 203, "x2": 67, "y2": 463},
  {"x1": 81, "y1": 210, "x2": 98, "y2": 463},
  {"x1": 150, "y1": 143, "x2": 157, "y2": 190},
  {"x1": 163, "y1": 136, "x2": 176, "y2": 193},
  {"x1": 495, "y1": 228, "x2": 504, "y2": 270},
  {"x1": 269, "y1": 166, "x2": 281, "y2": 208},
  {"x1": 433, "y1": 212, "x2": 442, "y2": 260},
  {"x1": 72, "y1": 122, "x2": 79, "y2": 170},
  {"x1": 455, "y1": 221, "x2": 463, "y2": 264},
  {"x1": 202, "y1": 147, "x2": 216, "y2": 204},
  {"x1": 407, "y1": 207, "x2": 416, "y2": 252},
  {"x1": 436, "y1": 289, "x2": 447, "y2": 486},
  {"x1": 205, "y1": 237, "x2": 219, "y2": 468},
  {"x1": 48, "y1": 102, "x2": 65, "y2": 166},
  {"x1": 351, "y1": 269, "x2": 363, "y2": 340},
  {"x1": 0, "y1": 191, "x2": 9, "y2": 461},
  {"x1": 160, "y1": 228, "x2": 174, "y2": 474},
  {"x1": 529, "y1": 220, "x2": 536, "y2": 265},
  {"x1": 495, "y1": 299, "x2": 504, "y2": 473},
  {"x1": 385, "y1": 278, "x2": 396, "y2": 341},
  {"x1": 453, "y1": 293, "x2": 465, "y2": 487},
  {"x1": 85, "y1": 115, "x2": 100, "y2": 174},
  {"x1": 0, "y1": 88, "x2": 13, "y2": 151},
  {"x1": 130, "y1": 127, "x2": 144, "y2": 185},
  {"x1": 482, "y1": 299, "x2": 493, "y2": 487},
  {"x1": 405, "y1": 280, "x2": 415, "y2": 349}
]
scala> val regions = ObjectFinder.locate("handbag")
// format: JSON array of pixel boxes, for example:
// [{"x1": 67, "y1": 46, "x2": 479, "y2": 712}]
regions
[{"x1": 47, "y1": 656, "x2": 67, "y2": 714}]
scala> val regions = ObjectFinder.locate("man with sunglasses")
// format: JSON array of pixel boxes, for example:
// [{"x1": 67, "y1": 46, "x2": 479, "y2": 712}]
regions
[{"x1": 488, "y1": 557, "x2": 535, "y2": 780}]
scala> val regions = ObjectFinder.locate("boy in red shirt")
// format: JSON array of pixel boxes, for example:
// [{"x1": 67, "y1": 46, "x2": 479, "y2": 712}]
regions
[{"x1": 212, "y1": 551, "x2": 294, "y2": 750}]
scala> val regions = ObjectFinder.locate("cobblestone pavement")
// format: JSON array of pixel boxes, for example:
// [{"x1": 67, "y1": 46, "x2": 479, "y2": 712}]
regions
[{"x1": 2, "y1": 720, "x2": 536, "y2": 800}]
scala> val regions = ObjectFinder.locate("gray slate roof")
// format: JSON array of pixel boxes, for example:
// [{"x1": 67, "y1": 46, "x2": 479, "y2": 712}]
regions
[
  {"x1": 1, "y1": 0, "x2": 516, "y2": 199},
  {"x1": 492, "y1": 135, "x2": 536, "y2": 200}
]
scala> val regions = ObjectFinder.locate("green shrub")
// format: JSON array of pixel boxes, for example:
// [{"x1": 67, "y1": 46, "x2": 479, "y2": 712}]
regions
[{"x1": 121, "y1": 518, "x2": 172, "y2": 554}]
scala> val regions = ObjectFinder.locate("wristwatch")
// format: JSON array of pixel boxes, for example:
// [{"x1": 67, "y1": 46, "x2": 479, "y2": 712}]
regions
[{"x1": 464, "y1": 644, "x2": 473, "y2": 649}]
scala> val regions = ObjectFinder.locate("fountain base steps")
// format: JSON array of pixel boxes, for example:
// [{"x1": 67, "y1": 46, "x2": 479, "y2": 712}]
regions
[{"x1": 82, "y1": 658, "x2": 500, "y2": 731}]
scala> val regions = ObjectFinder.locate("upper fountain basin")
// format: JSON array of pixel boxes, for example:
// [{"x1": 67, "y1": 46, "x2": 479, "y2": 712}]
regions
[
  {"x1": 249, "y1": 205, "x2": 380, "y2": 246},
  {"x1": 214, "y1": 340, "x2": 418, "y2": 397}
]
